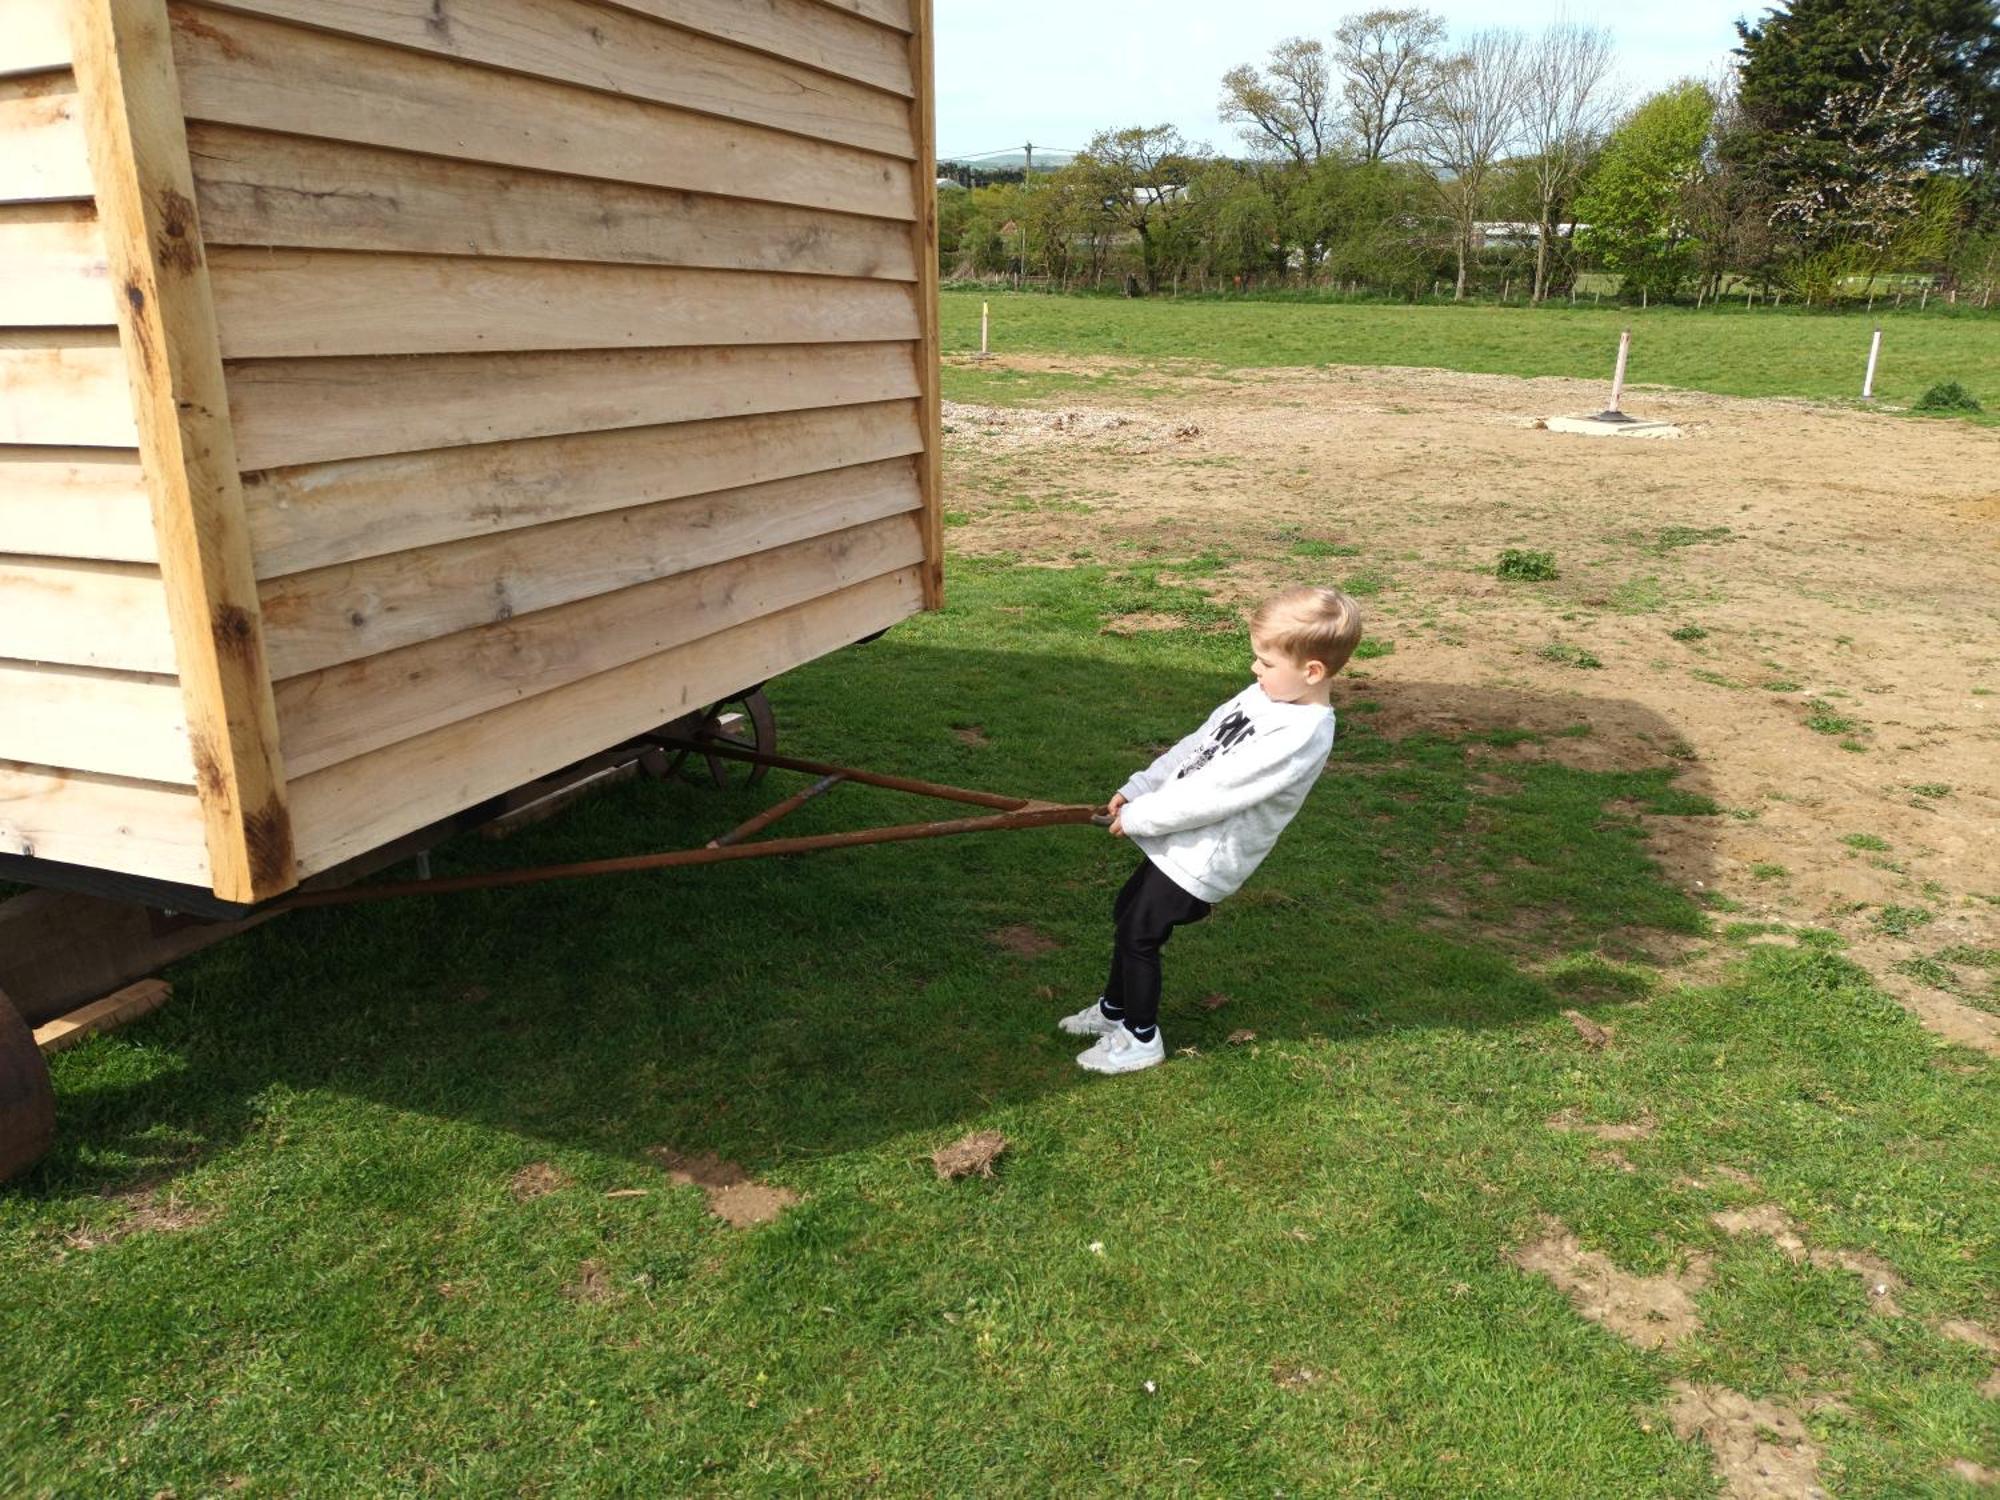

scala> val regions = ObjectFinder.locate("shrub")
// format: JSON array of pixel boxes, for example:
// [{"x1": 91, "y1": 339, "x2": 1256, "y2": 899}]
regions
[
  {"x1": 1537, "y1": 642, "x2": 1602, "y2": 669},
  {"x1": 1913, "y1": 381, "x2": 1982, "y2": 413},
  {"x1": 1497, "y1": 549, "x2": 1558, "y2": 582}
]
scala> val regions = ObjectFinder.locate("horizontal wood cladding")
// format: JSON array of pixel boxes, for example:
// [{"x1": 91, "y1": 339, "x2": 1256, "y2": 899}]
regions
[
  {"x1": 0, "y1": 331, "x2": 138, "y2": 447},
  {"x1": 244, "y1": 398, "x2": 921, "y2": 586},
  {"x1": 207, "y1": 251, "x2": 921, "y2": 359},
  {"x1": 199, "y1": 0, "x2": 917, "y2": 158},
  {"x1": 597, "y1": 0, "x2": 913, "y2": 94},
  {"x1": 0, "y1": 202, "x2": 117, "y2": 325},
  {"x1": 286, "y1": 565, "x2": 923, "y2": 875},
  {"x1": 259, "y1": 455, "x2": 922, "y2": 677},
  {"x1": 274, "y1": 513, "x2": 923, "y2": 777},
  {"x1": 2, "y1": 0, "x2": 74, "y2": 77},
  {"x1": 169, "y1": 7, "x2": 915, "y2": 221},
  {"x1": 0, "y1": 448, "x2": 156, "y2": 563},
  {"x1": 187, "y1": 127, "x2": 918, "y2": 282},
  {"x1": 0, "y1": 758, "x2": 209, "y2": 887},
  {"x1": 0, "y1": 556, "x2": 177, "y2": 673},
  {"x1": 229, "y1": 343, "x2": 920, "y2": 476},
  {"x1": 0, "y1": 661, "x2": 195, "y2": 784},
  {"x1": 0, "y1": 71, "x2": 92, "y2": 200}
]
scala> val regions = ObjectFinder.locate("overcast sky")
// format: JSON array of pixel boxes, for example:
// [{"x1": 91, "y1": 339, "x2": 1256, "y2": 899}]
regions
[{"x1": 935, "y1": 2, "x2": 1767, "y2": 162}]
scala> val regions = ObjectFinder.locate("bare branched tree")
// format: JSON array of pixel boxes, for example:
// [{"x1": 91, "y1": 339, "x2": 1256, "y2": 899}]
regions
[
  {"x1": 1220, "y1": 38, "x2": 1335, "y2": 165},
  {"x1": 1519, "y1": 20, "x2": 1619, "y2": 301},
  {"x1": 1333, "y1": 8, "x2": 1449, "y2": 164},
  {"x1": 1416, "y1": 29, "x2": 1529, "y2": 299}
]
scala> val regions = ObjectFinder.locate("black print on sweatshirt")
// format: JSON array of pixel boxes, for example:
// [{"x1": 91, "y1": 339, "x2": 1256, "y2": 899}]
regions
[{"x1": 1175, "y1": 710, "x2": 1256, "y2": 781}]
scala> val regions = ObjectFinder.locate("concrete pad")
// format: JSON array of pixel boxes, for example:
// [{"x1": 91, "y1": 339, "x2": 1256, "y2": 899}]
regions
[{"x1": 1547, "y1": 415, "x2": 1684, "y2": 440}]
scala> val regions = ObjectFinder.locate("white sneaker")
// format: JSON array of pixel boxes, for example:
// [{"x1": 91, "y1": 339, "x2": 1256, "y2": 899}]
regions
[
  {"x1": 1059, "y1": 1000, "x2": 1120, "y2": 1037},
  {"x1": 1077, "y1": 1026, "x2": 1166, "y2": 1075}
]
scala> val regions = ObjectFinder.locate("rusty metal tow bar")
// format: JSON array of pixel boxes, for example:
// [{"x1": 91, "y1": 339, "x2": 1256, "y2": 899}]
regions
[{"x1": 277, "y1": 736, "x2": 1113, "y2": 912}]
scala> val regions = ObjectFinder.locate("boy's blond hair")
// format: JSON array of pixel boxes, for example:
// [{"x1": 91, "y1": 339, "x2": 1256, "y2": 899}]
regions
[{"x1": 1250, "y1": 586, "x2": 1364, "y2": 675}]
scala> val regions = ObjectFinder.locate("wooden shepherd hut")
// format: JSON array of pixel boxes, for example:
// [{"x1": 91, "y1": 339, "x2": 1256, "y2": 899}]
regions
[{"x1": 0, "y1": 0, "x2": 945, "y2": 909}]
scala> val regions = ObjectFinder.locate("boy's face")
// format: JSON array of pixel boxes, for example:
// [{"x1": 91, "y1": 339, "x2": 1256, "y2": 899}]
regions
[{"x1": 1251, "y1": 631, "x2": 1325, "y2": 703}]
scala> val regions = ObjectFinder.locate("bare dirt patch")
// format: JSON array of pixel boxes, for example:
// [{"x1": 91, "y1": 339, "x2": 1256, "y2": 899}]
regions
[
  {"x1": 951, "y1": 724, "x2": 990, "y2": 747},
  {"x1": 932, "y1": 1130, "x2": 1009, "y2": 1180},
  {"x1": 988, "y1": 924, "x2": 1062, "y2": 958},
  {"x1": 1562, "y1": 1009, "x2": 1614, "y2": 1049},
  {"x1": 508, "y1": 1162, "x2": 571, "y2": 1202},
  {"x1": 1953, "y1": 1459, "x2": 2000, "y2": 1485},
  {"x1": 61, "y1": 1181, "x2": 214, "y2": 1252},
  {"x1": 1711, "y1": 1204, "x2": 1904, "y2": 1314},
  {"x1": 945, "y1": 359, "x2": 2000, "y2": 1048},
  {"x1": 1546, "y1": 1109, "x2": 1659, "y2": 1141},
  {"x1": 1271, "y1": 1363, "x2": 1321, "y2": 1391},
  {"x1": 563, "y1": 1259, "x2": 615, "y2": 1304},
  {"x1": 1510, "y1": 1216, "x2": 1710, "y2": 1350},
  {"x1": 1668, "y1": 1382, "x2": 1830, "y2": 1499},
  {"x1": 650, "y1": 1148, "x2": 799, "y2": 1229}
]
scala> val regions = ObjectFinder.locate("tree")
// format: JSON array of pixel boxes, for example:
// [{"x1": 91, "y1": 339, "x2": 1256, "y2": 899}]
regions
[
  {"x1": 1333, "y1": 8, "x2": 1449, "y2": 164},
  {"x1": 1518, "y1": 21, "x2": 1619, "y2": 300},
  {"x1": 1220, "y1": 39, "x2": 1335, "y2": 164},
  {"x1": 1734, "y1": 0, "x2": 2000, "y2": 212},
  {"x1": 1416, "y1": 29, "x2": 1528, "y2": 298},
  {"x1": 1575, "y1": 82, "x2": 1718, "y2": 301},
  {"x1": 1077, "y1": 126, "x2": 1208, "y2": 292}
]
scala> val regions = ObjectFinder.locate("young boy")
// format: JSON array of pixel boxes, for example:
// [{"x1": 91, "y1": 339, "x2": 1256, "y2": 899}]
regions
[{"x1": 1064, "y1": 585, "x2": 1362, "y2": 1074}]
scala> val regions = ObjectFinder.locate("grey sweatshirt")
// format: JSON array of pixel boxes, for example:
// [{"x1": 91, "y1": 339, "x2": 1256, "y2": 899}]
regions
[{"x1": 1117, "y1": 684, "x2": 1336, "y2": 904}]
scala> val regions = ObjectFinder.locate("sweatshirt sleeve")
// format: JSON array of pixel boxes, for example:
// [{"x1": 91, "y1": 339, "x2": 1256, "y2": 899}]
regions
[
  {"x1": 1118, "y1": 718, "x2": 1329, "y2": 838},
  {"x1": 1118, "y1": 702, "x2": 1231, "y2": 802}
]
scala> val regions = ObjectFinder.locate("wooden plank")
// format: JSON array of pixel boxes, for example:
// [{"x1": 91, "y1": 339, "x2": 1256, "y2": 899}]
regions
[
  {"x1": 822, "y1": 0, "x2": 914, "y2": 32},
  {"x1": 275, "y1": 514, "x2": 925, "y2": 776},
  {"x1": 242, "y1": 388, "x2": 924, "y2": 574},
  {"x1": 604, "y1": 0, "x2": 913, "y2": 95},
  {"x1": 1, "y1": 0, "x2": 75, "y2": 76},
  {"x1": 0, "y1": 71, "x2": 93, "y2": 199},
  {"x1": 0, "y1": 557, "x2": 177, "y2": 672},
  {"x1": 0, "y1": 202, "x2": 117, "y2": 324},
  {"x1": 170, "y1": 6, "x2": 915, "y2": 222},
  {"x1": 0, "y1": 332, "x2": 137, "y2": 446},
  {"x1": 69, "y1": 0, "x2": 295, "y2": 902},
  {"x1": 0, "y1": 758, "x2": 209, "y2": 887},
  {"x1": 201, "y1": 0, "x2": 916, "y2": 158},
  {"x1": 0, "y1": 660, "x2": 194, "y2": 783},
  {"x1": 908, "y1": 0, "x2": 942, "y2": 611},
  {"x1": 187, "y1": 125, "x2": 918, "y2": 282},
  {"x1": 286, "y1": 567, "x2": 923, "y2": 875},
  {"x1": 0, "y1": 448, "x2": 156, "y2": 563},
  {"x1": 207, "y1": 250, "x2": 921, "y2": 359},
  {"x1": 260, "y1": 455, "x2": 923, "y2": 678},
  {"x1": 34, "y1": 977, "x2": 171, "y2": 1054},
  {"x1": 230, "y1": 343, "x2": 920, "y2": 475}
]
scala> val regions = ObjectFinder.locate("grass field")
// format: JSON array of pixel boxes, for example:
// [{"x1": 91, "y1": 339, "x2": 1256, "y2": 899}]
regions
[
  {"x1": 3, "y1": 551, "x2": 1995, "y2": 1493},
  {"x1": 942, "y1": 290, "x2": 2000, "y2": 420}
]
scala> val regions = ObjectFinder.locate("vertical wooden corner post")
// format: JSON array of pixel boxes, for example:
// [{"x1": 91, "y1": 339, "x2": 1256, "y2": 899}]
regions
[
  {"x1": 67, "y1": 0, "x2": 295, "y2": 903},
  {"x1": 909, "y1": 0, "x2": 944, "y2": 611}
]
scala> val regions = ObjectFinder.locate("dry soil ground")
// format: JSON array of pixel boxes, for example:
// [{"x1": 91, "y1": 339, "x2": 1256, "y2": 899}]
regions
[{"x1": 942, "y1": 357, "x2": 2000, "y2": 1052}]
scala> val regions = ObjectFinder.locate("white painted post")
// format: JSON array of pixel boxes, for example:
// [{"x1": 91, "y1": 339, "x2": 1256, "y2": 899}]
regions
[
  {"x1": 1596, "y1": 328, "x2": 1633, "y2": 422},
  {"x1": 1862, "y1": 327, "x2": 1882, "y2": 400},
  {"x1": 1920, "y1": 286, "x2": 1929, "y2": 311},
  {"x1": 981, "y1": 300, "x2": 990, "y2": 356}
]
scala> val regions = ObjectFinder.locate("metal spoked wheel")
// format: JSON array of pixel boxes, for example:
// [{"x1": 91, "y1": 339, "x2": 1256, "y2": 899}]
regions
[
  {"x1": 659, "y1": 687, "x2": 778, "y2": 789},
  {"x1": 0, "y1": 984, "x2": 54, "y2": 1184}
]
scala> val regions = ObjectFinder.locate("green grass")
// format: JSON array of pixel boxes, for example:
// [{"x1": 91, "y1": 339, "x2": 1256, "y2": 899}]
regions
[
  {"x1": 2, "y1": 562, "x2": 1995, "y2": 1495},
  {"x1": 943, "y1": 292, "x2": 2000, "y2": 419},
  {"x1": 1498, "y1": 549, "x2": 1560, "y2": 582},
  {"x1": 1538, "y1": 642, "x2": 1604, "y2": 670}
]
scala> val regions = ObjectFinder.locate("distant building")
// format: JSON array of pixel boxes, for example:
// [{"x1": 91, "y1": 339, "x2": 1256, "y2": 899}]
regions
[{"x1": 1472, "y1": 222, "x2": 1584, "y2": 250}]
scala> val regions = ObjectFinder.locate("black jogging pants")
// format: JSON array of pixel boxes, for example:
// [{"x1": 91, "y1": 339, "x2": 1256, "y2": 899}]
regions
[{"x1": 1101, "y1": 857, "x2": 1212, "y2": 1033}]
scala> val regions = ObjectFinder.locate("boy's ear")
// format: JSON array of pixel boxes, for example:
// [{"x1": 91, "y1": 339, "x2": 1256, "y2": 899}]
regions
[{"x1": 1304, "y1": 658, "x2": 1328, "y2": 683}]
